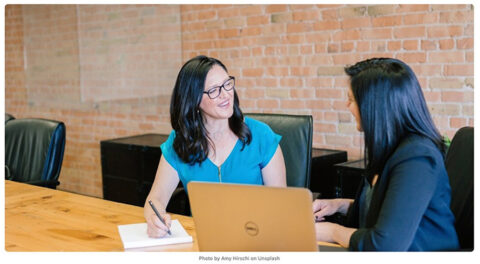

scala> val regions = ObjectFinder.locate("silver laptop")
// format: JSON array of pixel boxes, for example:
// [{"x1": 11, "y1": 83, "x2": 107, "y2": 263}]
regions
[{"x1": 187, "y1": 182, "x2": 318, "y2": 251}]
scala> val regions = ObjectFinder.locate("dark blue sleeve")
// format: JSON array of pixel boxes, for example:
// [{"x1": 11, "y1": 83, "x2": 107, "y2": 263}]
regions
[{"x1": 349, "y1": 155, "x2": 438, "y2": 251}]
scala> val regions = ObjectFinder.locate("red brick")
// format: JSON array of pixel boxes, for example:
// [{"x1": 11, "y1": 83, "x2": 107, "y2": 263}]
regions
[
  {"x1": 427, "y1": 26, "x2": 463, "y2": 38},
  {"x1": 411, "y1": 65, "x2": 442, "y2": 76},
  {"x1": 431, "y1": 5, "x2": 471, "y2": 11},
  {"x1": 321, "y1": 9, "x2": 338, "y2": 20},
  {"x1": 291, "y1": 89, "x2": 315, "y2": 98},
  {"x1": 439, "y1": 39, "x2": 454, "y2": 50},
  {"x1": 394, "y1": 26, "x2": 426, "y2": 38},
  {"x1": 423, "y1": 91, "x2": 441, "y2": 102},
  {"x1": 402, "y1": 13, "x2": 438, "y2": 25},
  {"x1": 281, "y1": 100, "x2": 306, "y2": 109},
  {"x1": 290, "y1": 67, "x2": 316, "y2": 76},
  {"x1": 397, "y1": 4, "x2": 429, "y2": 13},
  {"x1": 428, "y1": 51, "x2": 464, "y2": 63},
  {"x1": 444, "y1": 64, "x2": 473, "y2": 76},
  {"x1": 332, "y1": 29, "x2": 361, "y2": 41},
  {"x1": 300, "y1": 45, "x2": 313, "y2": 55},
  {"x1": 306, "y1": 100, "x2": 332, "y2": 110},
  {"x1": 341, "y1": 42, "x2": 355, "y2": 52},
  {"x1": 457, "y1": 38, "x2": 473, "y2": 49},
  {"x1": 247, "y1": 15, "x2": 269, "y2": 25},
  {"x1": 450, "y1": 117, "x2": 467, "y2": 129},
  {"x1": 314, "y1": 123, "x2": 337, "y2": 133},
  {"x1": 290, "y1": 4, "x2": 316, "y2": 10},
  {"x1": 372, "y1": 15, "x2": 402, "y2": 27},
  {"x1": 396, "y1": 53, "x2": 426, "y2": 63},
  {"x1": 287, "y1": 23, "x2": 313, "y2": 33},
  {"x1": 441, "y1": 91, "x2": 467, "y2": 102},
  {"x1": 257, "y1": 99, "x2": 279, "y2": 109},
  {"x1": 440, "y1": 10, "x2": 473, "y2": 23},
  {"x1": 218, "y1": 28, "x2": 239, "y2": 39},
  {"x1": 357, "y1": 41, "x2": 370, "y2": 52},
  {"x1": 240, "y1": 27, "x2": 262, "y2": 37},
  {"x1": 292, "y1": 10, "x2": 320, "y2": 21},
  {"x1": 242, "y1": 68, "x2": 264, "y2": 77},
  {"x1": 305, "y1": 32, "x2": 330, "y2": 43},
  {"x1": 388, "y1": 40, "x2": 401, "y2": 51},
  {"x1": 362, "y1": 28, "x2": 392, "y2": 39},
  {"x1": 266, "y1": 67, "x2": 289, "y2": 76},
  {"x1": 421, "y1": 40, "x2": 436, "y2": 50},
  {"x1": 265, "y1": 5, "x2": 287, "y2": 13},
  {"x1": 341, "y1": 17, "x2": 371, "y2": 29},
  {"x1": 217, "y1": 7, "x2": 240, "y2": 18},
  {"x1": 402, "y1": 40, "x2": 417, "y2": 50},
  {"x1": 316, "y1": 89, "x2": 343, "y2": 99},
  {"x1": 239, "y1": 5, "x2": 263, "y2": 16},
  {"x1": 280, "y1": 77, "x2": 303, "y2": 87}
]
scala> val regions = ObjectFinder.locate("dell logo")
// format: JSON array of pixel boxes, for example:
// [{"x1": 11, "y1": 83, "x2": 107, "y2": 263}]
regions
[{"x1": 244, "y1": 221, "x2": 259, "y2": 236}]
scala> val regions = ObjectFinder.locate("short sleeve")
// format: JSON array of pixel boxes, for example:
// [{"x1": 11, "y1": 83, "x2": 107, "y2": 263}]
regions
[
  {"x1": 245, "y1": 117, "x2": 282, "y2": 169},
  {"x1": 160, "y1": 130, "x2": 179, "y2": 171},
  {"x1": 260, "y1": 128, "x2": 281, "y2": 168}
]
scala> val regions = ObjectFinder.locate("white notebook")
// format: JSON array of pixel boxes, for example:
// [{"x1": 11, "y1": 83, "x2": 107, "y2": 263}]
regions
[{"x1": 118, "y1": 220, "x2": 193, "y2": 249}]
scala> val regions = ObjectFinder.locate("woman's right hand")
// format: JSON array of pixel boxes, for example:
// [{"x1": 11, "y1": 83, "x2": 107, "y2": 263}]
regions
[
  {"x1": 146, "y1": 213, "x2": 172, "y2": 238},
  {"x1": 312, "y1": 199, "x2": 352, "y2": 222}
]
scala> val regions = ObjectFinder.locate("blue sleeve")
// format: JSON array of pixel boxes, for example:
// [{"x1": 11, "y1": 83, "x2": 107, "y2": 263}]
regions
[
  {"x1": 257, "y1": 122, "x2": 282, "y2": 169},
  {"x1": 349, "y1": 156, "x2": 438, "y2": 251},
  {"x1": 160, "y1": 130, "x2": 179, "y2": 171}
]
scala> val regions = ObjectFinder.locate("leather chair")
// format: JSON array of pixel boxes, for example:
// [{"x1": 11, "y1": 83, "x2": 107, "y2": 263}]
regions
[
  {"x1": 5, "y1": 113, "x2": 15, "y2": 123},
  {"x1": 246, "y1": 113, "x2": 313, "y2": 188},
  {"x1": 168, "y1": 113, "x2": 313, "y2": 216},
  {"x1": 445, "y1": 126, "x2": 473, "y2": 251},
  {"x1": 5, "y1": 118, "x2": 66, "y2": 189}
]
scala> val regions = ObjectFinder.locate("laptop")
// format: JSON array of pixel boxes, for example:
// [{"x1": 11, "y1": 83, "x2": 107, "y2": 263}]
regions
[{"x1": 187, "y1": 182, "x2": 318, "y2": 251}]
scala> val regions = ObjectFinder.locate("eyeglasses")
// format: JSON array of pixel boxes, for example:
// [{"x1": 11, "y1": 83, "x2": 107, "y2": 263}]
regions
[{"x1": 203, "y1": 76, "x2": 235, "y2": 99}]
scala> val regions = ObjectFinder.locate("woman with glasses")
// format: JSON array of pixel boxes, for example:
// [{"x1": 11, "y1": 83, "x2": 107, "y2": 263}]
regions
[
  {"x1": 144, "y1": 55, "x2": 286, "y2": 237},
  {"x1": 312, "y1": 58, "x2": 459, "y2": 251}
]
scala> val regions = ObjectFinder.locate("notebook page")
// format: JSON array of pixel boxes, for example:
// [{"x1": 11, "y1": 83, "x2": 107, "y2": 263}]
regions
[{"x1": 118, "y1": 219, "x2": 193, "y2": 249}]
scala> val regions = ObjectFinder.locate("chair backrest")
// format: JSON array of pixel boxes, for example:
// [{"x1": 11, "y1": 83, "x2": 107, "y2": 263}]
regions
[
  {"x1": 246, "y1": 113, "x2": 313, "y2": 188},
  {"x1": 445, "y1": 126, "x2": 473, "y2": 250},
  {"x1": 5, "y1": 118, "x2": 66, "y2": 188},
  {"x1": 5, "y1": 113, "x2": 15, "y2": 123}
]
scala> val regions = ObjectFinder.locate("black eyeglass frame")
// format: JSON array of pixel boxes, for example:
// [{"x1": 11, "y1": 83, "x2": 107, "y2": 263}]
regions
[{"x1": 203, "y1": 76, "x2": 235, "y2": 99}]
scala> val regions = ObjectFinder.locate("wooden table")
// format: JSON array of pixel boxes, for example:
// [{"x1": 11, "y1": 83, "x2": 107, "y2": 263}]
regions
[
  {"x1": 5, "y1": 180, "x2": 341, "y2": 251},
  {"x1": 5, "y1": 180, "x2": 198, "y2": 251}
]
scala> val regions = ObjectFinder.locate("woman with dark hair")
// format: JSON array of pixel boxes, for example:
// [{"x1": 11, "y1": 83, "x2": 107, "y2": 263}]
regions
[
  {"x1": 144, "y1": 55, "x2": 286, "y2": 237},
  {"x1": 312, "y1": 58, "x2": 459, "y2": 251}
]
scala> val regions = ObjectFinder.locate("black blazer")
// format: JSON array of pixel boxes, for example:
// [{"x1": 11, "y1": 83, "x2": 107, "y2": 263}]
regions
[{"x1": 346, "y1": 134, "x2": 459, "y2": 251}]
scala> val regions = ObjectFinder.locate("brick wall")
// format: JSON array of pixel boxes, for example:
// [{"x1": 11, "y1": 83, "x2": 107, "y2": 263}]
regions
[{"x1": 5, "y1": 4, "x2": 474, "y2": 197}]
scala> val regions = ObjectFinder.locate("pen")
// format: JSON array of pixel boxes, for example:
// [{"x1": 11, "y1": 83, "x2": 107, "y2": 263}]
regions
[{"x1": 148, "y1": 200, "x2": 171, "y2": 235}]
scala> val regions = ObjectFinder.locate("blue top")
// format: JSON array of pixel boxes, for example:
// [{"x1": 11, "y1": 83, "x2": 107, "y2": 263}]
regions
[
  {"x1": 347, "y1": 134, "x2": 459, "y2": 251},
  {"x1": 160, "y1": 117, "x2": 281, "y2": 193}
]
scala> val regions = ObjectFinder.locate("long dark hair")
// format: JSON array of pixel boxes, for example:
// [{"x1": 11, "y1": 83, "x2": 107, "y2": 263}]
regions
[
  {"x1": 345, "y1": 58, "x2": 445, "y2": 180},
  {"x1": 170, "y1": 55, "x2": 251, "y2": 165}
]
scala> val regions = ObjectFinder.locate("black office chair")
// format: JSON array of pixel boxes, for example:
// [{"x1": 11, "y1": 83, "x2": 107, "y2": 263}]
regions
[
  {"x1": 5, "y1": 113, "x2": 15, "y2": 123},
  {"x1": 246, "y1": 113, "x2": 313, "y2": 188},
  {"x1": 5, "y1": 118, "x2": 66, "y2": 189},
  {"x1": 445, "y1": 126, "x2": 473, "y2": 251},
  {"x1": 167, "y1": 113, "x2": 313, "y2": 216}
]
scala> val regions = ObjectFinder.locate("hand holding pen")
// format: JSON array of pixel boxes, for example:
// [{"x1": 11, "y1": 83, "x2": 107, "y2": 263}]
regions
[{"x1": 146, "y1": 200, "x2": 172, "y2": 237}]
